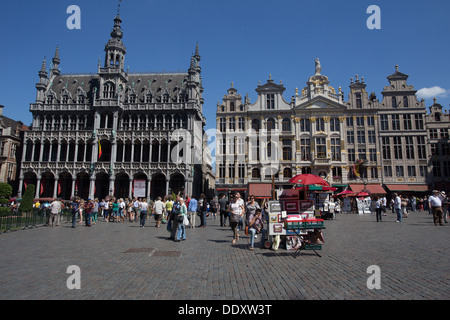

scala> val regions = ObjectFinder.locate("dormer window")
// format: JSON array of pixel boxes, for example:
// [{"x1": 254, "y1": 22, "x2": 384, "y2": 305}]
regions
[
  {"x1": 77, "y1": 95, "x2": 85, "y2": 104},
  {"x1": 267, "y1": 94, "x2": 275, "y2": 109},
  {"x1": 356, "y1": 93, "x2": 362, "y2": 109},
  {"x1": 146, "y1": 94, "x2": 153, "y2": 104},
  {"x1": 435, "y1": 113, "x2": 441, "y2": 122},
  {"x1": 129, "y1": 94, "x2": 136, "y2": 104},
  {"x1": 392, "y1": 96, "x2": 397, "y2": 108},
  {"x1": 163, "y1": 94, "x2": 169, "y2": 103},
  {"x1": 62, "y1": 95, "x2": 69, "y2": 104},
  {"x1": 46, "y1": 95, "x2": 53, "y2": 105},
  {"x1": 403, "y1": 96, "x2": 409, "y2": 107},
  {"x1": 103, "y1": 82, "x2": 115, "y2": 99}
]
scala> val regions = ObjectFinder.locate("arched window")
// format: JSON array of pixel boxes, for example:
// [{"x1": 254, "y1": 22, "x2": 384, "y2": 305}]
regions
[
  {"x1": 46, "y1": 95, "x2": 53, "y2": 105},
  {"x1": 103, "y1": 82, "x2": 115, "y2": 99},
  {"x1": 435, "y1": 113, "x2": 441, "y2": 122},
  {"x1": 403, "y1": 96, "x2": 409, "y2": 107},
  {"x1": 392, "y1": 96, "x2": 397, "y2": 108}
]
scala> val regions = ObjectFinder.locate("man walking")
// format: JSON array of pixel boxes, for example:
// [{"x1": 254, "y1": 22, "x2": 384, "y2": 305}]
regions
[
  {"x1": 153, "y1": 196, "x2": 165, "y2": 228},
  {"x1": 188, "y1": 195, "x2": 197, "y2": 229},
  {"x1": 428, "y1": 190, "x2": 444, "y2": 226},
  {"x1": 393, "y1": 193, "x2": 402, "y2": 222},
  {"x1": 49, "y1": 199, "x2": 61, "y2": 227},
  {"x1": 218, "y1": 194, "x2": 228, "y2": 227},
  {"x1": 84, "y1": 199, "x2": 94, "y2": 227}
]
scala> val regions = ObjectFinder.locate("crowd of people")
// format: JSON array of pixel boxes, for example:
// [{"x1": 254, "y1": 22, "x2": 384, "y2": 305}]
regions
[
  {"x1": 336, "y1": 190, "x2": 449, "y2": 225},
  {"x1": 29, "y1": 191, "x2": 271, "y2": 250},
  {"x1": 20, "y1": 188, "x2": 450, "y2": 251}
]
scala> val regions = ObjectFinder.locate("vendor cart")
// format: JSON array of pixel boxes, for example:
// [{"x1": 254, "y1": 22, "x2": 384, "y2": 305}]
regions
[{"x1": 265, "y1": 186, "x2": 326, "y2": 256}]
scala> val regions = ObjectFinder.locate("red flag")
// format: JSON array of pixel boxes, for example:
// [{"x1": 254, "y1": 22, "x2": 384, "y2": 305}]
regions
[
  {"x1": 58, "y1": 180, "x2": 62, "y2": 196},
  {"x1": 40, "y1": 181, "x2": 44, "y2": 195}
]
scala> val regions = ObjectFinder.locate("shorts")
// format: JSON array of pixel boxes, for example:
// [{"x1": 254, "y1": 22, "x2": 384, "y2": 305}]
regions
[{"x1": 154, "y1": 214, "x2": 162, "y2": 221}]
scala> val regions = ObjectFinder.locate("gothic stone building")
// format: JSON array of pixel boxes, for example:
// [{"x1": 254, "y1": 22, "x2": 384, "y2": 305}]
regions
[
  {"x1": 19, "y1": 14, "x2": 206, "y2": 200},
  {"x1": 215, "y1": 61, "x2": 450, "y2": 199}
]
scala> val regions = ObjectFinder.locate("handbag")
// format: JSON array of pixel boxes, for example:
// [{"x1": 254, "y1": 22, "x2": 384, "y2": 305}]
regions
[
  {"x1": 183, "y1": 215, "x2": 190, "y2": 226},
  {"x1": 230, "y1": 214, "x2": 240, "y2": 223}
]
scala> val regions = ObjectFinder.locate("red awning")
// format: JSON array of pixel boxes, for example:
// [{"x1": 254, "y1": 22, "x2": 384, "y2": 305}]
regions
[
  {"x1": 408, "y1": 185, "x2": 429, "y2": 192},
  {"x1": 248, "y1": 183, "x2": 272, "y2": 199},
  {"x1": 384, "y1": 184, "x2": 412, "y2": 192},
  {"x1": 349, "y1": 184, "x2": 386, "y2": 194}
]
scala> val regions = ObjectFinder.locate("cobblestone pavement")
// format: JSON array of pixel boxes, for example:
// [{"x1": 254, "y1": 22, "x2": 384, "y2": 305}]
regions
[{"x1": 0, "y1": 211, "x2": 448, "y2": 300}]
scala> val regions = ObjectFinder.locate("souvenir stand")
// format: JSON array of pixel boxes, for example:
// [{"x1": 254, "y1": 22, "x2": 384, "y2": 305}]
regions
[
  {"x1": 308, "y1": 185, "x2": 337, "y2": 220},
  {"x1": 266, "y1": 187, "x2": 326, "y2": 257}
]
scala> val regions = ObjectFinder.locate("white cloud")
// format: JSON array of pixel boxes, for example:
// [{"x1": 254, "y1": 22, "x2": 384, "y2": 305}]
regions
[{"x1": 416, "y1": 86, "x2": 449, "y2": 99}]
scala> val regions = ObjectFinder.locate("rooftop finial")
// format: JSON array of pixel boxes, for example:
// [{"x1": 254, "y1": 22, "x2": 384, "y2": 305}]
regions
[{"x1": 118, "y1": 0, "x2": 122, "y2": 15}]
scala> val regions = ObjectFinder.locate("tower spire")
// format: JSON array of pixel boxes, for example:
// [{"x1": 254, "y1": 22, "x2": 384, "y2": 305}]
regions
[
  {"x1": 52, "y1": 45, "x2": 60, "y2": 75},
  {"x1": 104, "y1": 10, "x2": 126, "y2": 69},
  {"x1": 39, "y1": 57, "x2": 48, "y2": 78}
]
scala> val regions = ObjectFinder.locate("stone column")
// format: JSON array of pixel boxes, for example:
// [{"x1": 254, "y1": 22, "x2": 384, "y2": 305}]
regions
[
  {"x1": 147, "y1": 178, "x2": 151, "y2": 200},
  {"x1": 35, "y1": 176, "x2": 41, "y2": 199},
  {"x1": 18, "y1": 176, "x2": 24, "y2": 197},
  {"x1": 31, "y1": 141, "x2": 36, "y2": 162},
  {"x1": 109, "y1": 176, "x2": 115, "y2": 197},
  {"x1": 165, "y1": 178, "x2": 170, "y2": 197},
  {"x1": 53, "y1": 175, "x2": 59, "y2": 199},
  {"x1": 129, "y1": 178, "x2": 133, "y2": 199},
  {"x1": 71, "y1": 178, "x2": 76, "y2": 199},
  {"x1": 56, "y1": 142, "x2": 61, "y2": 163},
  {"x1": 89, "y1": 176, "x2": 96, "y2": 200}
]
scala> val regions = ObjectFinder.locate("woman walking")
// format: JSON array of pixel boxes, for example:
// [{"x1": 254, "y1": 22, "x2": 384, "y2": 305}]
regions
[
  {"x1": 175, "y1": 198, "x2": 188, "y2": 241},
  {"x1": 228, "y1": 195, "x2": 245, "y2": 245},
  {"x1": 139, "y1": 199, "x2": 149, "y2": 227}
]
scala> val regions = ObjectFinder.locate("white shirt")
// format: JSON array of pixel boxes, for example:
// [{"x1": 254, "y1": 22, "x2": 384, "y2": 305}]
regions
[
  {"x1": 50, "y1": 201, "x2": 61, "y2": 214},
  {"x1": 140, "y1": 202, "x2": 148, "y2": 211},
  {"x1": 428, "y1": 195, "x2": 442, "y2": 207},
  {"x1": 230, "y1": 202, "x2": 243, "y2": 216},
  {"x1": 394, "y1": 196, "x2": 401, "y2": 209},
  {"x1": 153, "y1": 200, "x2": 164, "y2": 215}
]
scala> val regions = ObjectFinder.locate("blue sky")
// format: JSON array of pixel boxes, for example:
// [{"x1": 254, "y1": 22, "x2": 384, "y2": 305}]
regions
[{"x1": 1, "y1": 0, "x2": 449, "y2": 129}]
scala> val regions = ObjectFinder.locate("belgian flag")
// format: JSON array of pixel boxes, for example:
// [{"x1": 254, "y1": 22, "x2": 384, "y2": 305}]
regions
[{"x1": 98, "y1": 141, "x2": 102, "y2": 160}]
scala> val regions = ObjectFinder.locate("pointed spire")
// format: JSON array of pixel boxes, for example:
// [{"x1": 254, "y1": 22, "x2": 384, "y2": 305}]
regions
[
  {"x1": 52, "y1": 45, "x2": 61, "y2": 75},
  {"x1": 39, "y1": 58, "x2": 48, "y2": 78},
  {"x1": 194, "y1": 42, "x2": 200, "y2": 61}
]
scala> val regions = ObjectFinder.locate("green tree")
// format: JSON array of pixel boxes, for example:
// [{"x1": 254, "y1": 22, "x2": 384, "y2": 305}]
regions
[
  {"x1": 0, "y1": 182, "x2": 12, "y2": 199},
  {"x1": 0, "y1": 182, "x2": 13, "y2": 216},
  {"x1": 19, "y1": 184, "x2": 35, "y2": 213}
]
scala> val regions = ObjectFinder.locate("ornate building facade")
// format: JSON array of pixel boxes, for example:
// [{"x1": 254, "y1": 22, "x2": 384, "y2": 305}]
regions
[
  {"x1": 19, "y1": 14, "x2": 206, "y2": 200},
  {"x1": 0, "y1": 105, "x2": 28, "y2": 192},
  {"x1": 215, "y1": 60, "x2": 450, "y2": 198}
]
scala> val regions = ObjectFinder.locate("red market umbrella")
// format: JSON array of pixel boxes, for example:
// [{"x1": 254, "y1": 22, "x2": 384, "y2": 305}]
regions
[
  {"x1": 357, "y1": 192, "x2": 370, "y2": 197},
  {"x1": 338, "y1": 190, "x2": 355, "y2": 197},
  {"x1": 288, "y1": 174, "x2": 330, "y2": 187}
]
